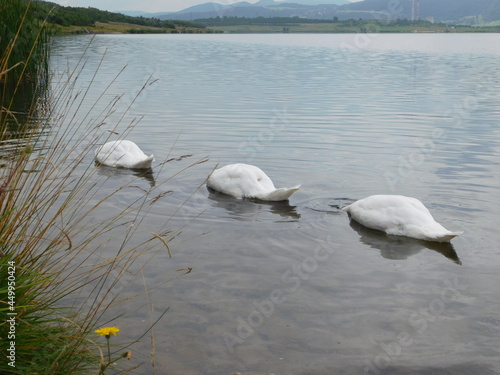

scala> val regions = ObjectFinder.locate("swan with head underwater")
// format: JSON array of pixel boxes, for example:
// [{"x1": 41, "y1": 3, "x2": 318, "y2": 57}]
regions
[
  {"x1": 206, "y1": 163, "x2": 300, "y2": 201},
  {"x1": 342, "y1": 195, "x2": 462, "y2": 243},
  {"x1": 95, "y1": 140, "x2": 154, "y2": 169}
]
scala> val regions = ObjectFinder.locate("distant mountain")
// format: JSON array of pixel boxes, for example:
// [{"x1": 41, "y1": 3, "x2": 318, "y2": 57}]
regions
[
  {"x1": 157, "y1": 0, "x2": 500, "y2": 24},
  {"x1": 262, "y1": 0, "x2": 351, "y2": 4},
  {"x1": 334, "y1": 0, "x2": 500, "y2": 23},
  {"x1": 156, "y1": 1, "x2": 343, "y2": 21},
  {"x1": 283, "y1": 0, "x2": 351, "y2": 4}
]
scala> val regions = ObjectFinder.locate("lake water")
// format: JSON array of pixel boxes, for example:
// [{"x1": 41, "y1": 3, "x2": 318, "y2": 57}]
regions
[{"x1": 48, "y1": 33, "x2": 500, "y2": 374}]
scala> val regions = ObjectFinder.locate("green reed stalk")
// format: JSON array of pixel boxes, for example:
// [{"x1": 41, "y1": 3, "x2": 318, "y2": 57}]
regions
[
  {"x1": 0, "y1": 30, "x2": 196, "y2": 375},
  {"x1": 0, "y1": 0, "x2": 50, "y2": 84}
]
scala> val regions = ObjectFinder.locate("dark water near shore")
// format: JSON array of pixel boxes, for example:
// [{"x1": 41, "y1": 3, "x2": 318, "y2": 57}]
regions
[{"x1": 48, "y1": 33, "x2": 500, "y2": 374}]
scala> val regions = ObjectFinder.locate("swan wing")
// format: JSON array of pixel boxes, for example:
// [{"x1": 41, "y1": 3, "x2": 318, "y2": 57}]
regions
[
  {"x1": 95, "y1": 140, "x2": 153, "y2": 169},
  {"x1": 343, "y1": 195, "x2": 461, "y2": 242},
  {"x1": 207, "y1": 163, "x2": 299, "y2": 201}
]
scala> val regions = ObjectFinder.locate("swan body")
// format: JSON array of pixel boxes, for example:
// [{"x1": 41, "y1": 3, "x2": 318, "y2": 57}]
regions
[
  {"x1": 342, "y1": 195, "x2": 462, "y2": 243},
  {"x1": 207, "y1": 163, "x2": 300, "y2": 201},
  {"x1": 95, "y1": 140, "x2": 154, "y2": 169}
]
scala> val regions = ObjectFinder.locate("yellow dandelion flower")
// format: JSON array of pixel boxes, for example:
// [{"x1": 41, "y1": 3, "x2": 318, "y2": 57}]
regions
[{"x1": 95, "y1": 326, "x2": 120, "y2": 337}]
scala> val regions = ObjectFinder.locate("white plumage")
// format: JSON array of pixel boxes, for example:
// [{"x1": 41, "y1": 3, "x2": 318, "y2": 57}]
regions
[
  {"x1": 206, "y1": 163, "x2": 300, "y2": 201},
  {"x1": 95, "y1": 140, "x2": 154, "y2": 169},
  {"x1": 342, "y1": 195, "x2": 462, "y2": 243}
]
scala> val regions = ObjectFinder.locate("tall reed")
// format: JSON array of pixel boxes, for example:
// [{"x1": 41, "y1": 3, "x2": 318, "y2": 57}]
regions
[
  {"x1": 0, "y1": 23, "x2": 192, "y2": 375},
  {"x1": 0, "y1": 0, "x2": 50, "y2": 84}
]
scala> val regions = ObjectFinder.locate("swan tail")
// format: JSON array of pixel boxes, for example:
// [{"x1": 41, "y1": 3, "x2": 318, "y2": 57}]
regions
[
  {"x1": 429, "y1": 231, "x2": 463, "y2": 243},
  {"x1": 259, "y1": 185, "x2": 301, "y2": 201},
  {"x1": 341, "y1": 204, "x2": 351, "y2": 213},
  {"x1": 130, "y1": 155, "x2": 155, "y2": 169}
]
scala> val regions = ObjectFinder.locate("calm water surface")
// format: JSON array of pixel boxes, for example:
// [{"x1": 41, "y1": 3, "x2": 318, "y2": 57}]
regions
[{"x1": 49, "y1": 34, "x2": 500, "y2": 374}]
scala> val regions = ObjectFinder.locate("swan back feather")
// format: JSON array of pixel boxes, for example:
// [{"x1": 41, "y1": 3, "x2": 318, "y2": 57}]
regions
[
  {"x1": 342, "y1": 195, "x2": 462, "y2": 243},
  {"x1": 207, "y1": 163, "x2": 300, "y2": 201},
  {"x1": 95, "y1": 140, "x2": 154, "y2": 169}
]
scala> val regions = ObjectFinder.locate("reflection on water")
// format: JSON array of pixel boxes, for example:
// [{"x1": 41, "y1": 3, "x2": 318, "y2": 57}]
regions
[
  {"x1": 1, "y1": 80, "x2": 42, "y2": 123},
  {"x1": 207, "y1": 187, "x2": 300, "y2": 221},
  {"x1": 95, "y1": 164, "x2": 156, "y2": 186},
  {"x1": 301, "y1": 197, "x2": 355, "y2": 212},
  {"x1": 0, "y1": 80, "x2": 49, "y2": 159},
  {"x1": 349, "y1": 219, "x2": 462, "y2": 264}
]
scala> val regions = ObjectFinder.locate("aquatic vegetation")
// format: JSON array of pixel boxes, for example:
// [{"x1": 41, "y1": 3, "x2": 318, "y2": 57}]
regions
[
  {"x1": 0, "y1": 12, "x2": 190, "y2": 373},
  {"x1": 0, "y1": 0, "x2": 50, "y2": 84}
]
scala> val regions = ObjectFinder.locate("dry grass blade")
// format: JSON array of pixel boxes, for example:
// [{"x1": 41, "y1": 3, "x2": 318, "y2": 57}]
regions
[
  {"x1": 149, "y1": 232, "x2": 172, "y2": 258},
  {"x1": 176, "y1": 267, "x2": 193, "y2": 274},
  {"x1": 1, "y1": 21, "x2": 203, "y2": 373}
]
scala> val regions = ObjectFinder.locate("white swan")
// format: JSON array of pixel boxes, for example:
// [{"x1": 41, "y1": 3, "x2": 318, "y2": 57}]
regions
[
  {"x1": 95, "y1": 140, "x2": 154, "y2": 169},
  {"x1": 342, "y1": 195, "x2": 462, "y2": 243},
  {"x1": 206, "y1": 163, "x2": 300, "y2": 201}
]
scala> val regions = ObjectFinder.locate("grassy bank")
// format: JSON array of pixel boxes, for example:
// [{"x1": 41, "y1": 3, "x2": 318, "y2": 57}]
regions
[
  {"x1": 33, "y1": 0, "x2": 212, "y2": 34},
  {"x1": 52, "y1": 21, "x2": 216, "y2": 34}
]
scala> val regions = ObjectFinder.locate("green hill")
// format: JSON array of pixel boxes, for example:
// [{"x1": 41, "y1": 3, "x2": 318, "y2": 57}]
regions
[{"x1": 33, "y1": 1, "x2": 213, "y2": 33}]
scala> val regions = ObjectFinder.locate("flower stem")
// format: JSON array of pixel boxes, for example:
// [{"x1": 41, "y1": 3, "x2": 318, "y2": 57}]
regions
[{"x1": 106, "y1": 336, "x2": 111, "y2": 365}]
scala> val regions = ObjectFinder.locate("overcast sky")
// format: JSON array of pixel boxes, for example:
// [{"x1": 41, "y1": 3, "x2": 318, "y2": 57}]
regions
[{"x1": 48, "y1": 0, "x2": 360, "y2": 13}]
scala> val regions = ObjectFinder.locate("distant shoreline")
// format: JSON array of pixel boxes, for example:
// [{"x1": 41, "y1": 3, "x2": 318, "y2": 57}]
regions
[
  {"x1": 51, "y1": 21, "x2": 217, "y2": 35},
  {"x1": 200, "y1": 20, "x2": 500, "y2": 34},
  {"x1": 51, "y1": 19, "x2": 500, "y2": 35}
]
